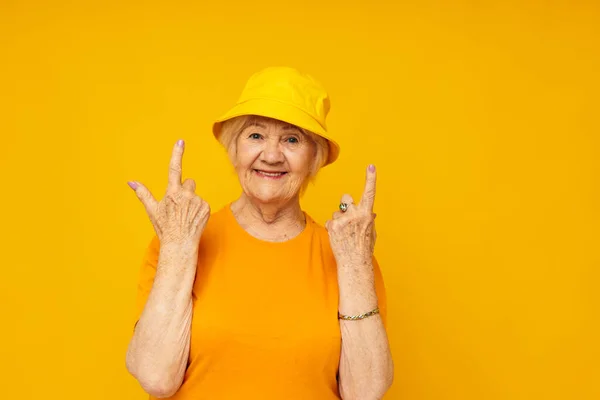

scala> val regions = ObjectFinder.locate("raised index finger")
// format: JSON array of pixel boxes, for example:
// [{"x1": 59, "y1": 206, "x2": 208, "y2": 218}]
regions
[
  {"x1": 360, "y1": 164, "x2": 377, "y2": 211},
  {"x1": 168, "y1": 139, "x2": 185, "y2": 191}
]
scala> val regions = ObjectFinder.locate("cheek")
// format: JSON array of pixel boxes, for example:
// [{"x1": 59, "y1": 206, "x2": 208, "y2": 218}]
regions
[
  {"x1": 284, "y1": 148, "x2": 313, "y2": 175},
  {"x1": 235, "y1": 142, "x2": 260, "y2": 169}
]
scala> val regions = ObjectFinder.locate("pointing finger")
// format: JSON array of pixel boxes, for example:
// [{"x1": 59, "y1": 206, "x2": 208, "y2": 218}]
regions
[
  {"x1": 360, "y1": 164, "x2": 377, "y2": 211},
  {"x1": 128, "y1": 181, "x2": 158, "y2": 219},
  {"x1": 168, "y1": 139, "x2": 185, "y2": 191}
]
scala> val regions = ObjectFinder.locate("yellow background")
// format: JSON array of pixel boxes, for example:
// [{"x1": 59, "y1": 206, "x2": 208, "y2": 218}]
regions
[{"x1": 1, "y1": 1, "x2": 598, "y2": 399}]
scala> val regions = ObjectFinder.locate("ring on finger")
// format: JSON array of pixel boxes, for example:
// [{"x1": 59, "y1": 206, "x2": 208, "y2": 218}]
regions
[{"x1": 339, "y1": 203, "x2": 349, "y2": 212}]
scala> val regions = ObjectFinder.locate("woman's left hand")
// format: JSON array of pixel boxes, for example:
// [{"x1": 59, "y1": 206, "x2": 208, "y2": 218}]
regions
[{"x1": 325, "y1": 165, "x2": 377, "y2": 268}]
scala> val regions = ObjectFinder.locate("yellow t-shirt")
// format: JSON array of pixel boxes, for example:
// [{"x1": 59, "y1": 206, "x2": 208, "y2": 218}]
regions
[{"x1": 134, "y1": 203, "x2": 387, "y2": 399}]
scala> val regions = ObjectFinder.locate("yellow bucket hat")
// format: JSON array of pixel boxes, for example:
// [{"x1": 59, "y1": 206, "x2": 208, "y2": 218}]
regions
[{"x1": 212, "y1": 66, "x2": 340, "y2": 166}]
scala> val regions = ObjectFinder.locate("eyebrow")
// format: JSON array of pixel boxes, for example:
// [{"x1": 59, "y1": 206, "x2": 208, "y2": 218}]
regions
[
  {"x1": 282, "y1": 125, "x2": 303, "y2": 134},
  {"x1": 282, "y1": 125, "x2": 308, "y2": 138},
  {"x1": 244, "y1": 122, "x2": 267, "y2": 129},
  {"x1": 243, "y1": 122, "x2": 304, "y2": 135}
]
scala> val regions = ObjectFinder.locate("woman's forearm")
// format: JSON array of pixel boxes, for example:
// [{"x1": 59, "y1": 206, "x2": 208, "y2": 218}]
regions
[
  {"x1": 337, "y1": 262, "x2": 394, "y2": 400},
  {"x1": 126, "y1": 243, "x2": 198, "y2": 398}
]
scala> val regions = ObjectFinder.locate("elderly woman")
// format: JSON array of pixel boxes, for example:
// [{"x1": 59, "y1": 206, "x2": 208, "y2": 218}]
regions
[{"x1": 125, "y1": 66, "x2": 393, "y2": 399}]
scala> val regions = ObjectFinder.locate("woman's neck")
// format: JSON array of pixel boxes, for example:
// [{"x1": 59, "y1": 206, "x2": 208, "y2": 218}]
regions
[{"x1": 230, "y1": 193, "x2": 306, "y2": 242}]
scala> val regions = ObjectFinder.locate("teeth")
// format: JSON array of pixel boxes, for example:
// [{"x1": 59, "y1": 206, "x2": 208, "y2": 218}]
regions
[{"x1": 258, "y1": 171, "x2": 284, "y2": 177}]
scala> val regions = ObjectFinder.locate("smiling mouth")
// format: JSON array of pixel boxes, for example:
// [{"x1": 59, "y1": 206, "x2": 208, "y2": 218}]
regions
[{"x1": 254, "y1": 169, "x2": 288, "y2": 179}]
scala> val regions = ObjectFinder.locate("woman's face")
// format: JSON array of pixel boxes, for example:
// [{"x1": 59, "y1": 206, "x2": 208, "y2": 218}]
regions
[{"x1": 234, "y1": 116, "x2": 315, "y2": 204}]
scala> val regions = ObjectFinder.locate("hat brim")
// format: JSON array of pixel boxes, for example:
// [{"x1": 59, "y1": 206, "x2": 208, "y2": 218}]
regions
[{"x1": 212, "y1": 98, "x2": 339, "y2": 166}]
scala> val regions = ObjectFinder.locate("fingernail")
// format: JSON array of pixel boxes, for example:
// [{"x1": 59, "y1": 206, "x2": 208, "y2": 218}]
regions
[
  {"x1": 369, "y1": 164, "x2": 376, "y2": 172},
  {"x1": 177, "y1": 139, "x2": 184, "y2": 147},
  {"x1": 127, "y1": 181, "x2": 138, "y2": 190}
]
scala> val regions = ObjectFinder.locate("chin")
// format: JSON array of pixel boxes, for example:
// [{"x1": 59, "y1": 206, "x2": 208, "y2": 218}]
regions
[
  {"x1": 250, "y1": 192, "x2": 285, "y2": 204},
  {"x1": 246, "y1": 186, "x2": 297, "y2": 204},
  {"x1": 241, "y1": 175, "x2": 303, "y2": 203}
]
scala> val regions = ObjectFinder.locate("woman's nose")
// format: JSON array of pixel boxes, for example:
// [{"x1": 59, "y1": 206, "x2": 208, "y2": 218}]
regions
[{"x1": 261, "y1": 139, "x2": 285, "y2": 164}]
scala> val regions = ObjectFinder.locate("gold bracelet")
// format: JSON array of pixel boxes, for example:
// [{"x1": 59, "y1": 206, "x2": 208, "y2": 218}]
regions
[{"x1": 338, "y1": 307, "x2": 380, "y2": 321}]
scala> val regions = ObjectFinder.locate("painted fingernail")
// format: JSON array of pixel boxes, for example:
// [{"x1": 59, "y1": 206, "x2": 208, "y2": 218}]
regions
[
  {"x1": 177, "y1": 139, "x2": 184, "y2": 147},
  {"x1": 127, "y1": 181, "x2": 138, "y2": 190},
  {"x1": 369, "y1": 164, "x2": 376, "y2": 172}
]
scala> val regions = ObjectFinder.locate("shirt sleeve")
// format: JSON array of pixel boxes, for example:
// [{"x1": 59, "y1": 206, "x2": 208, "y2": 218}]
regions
[
  {"x1": 372, "y1": 255, "x2": 388, "y2": 328},
  {"x1": 133, "y1": 235, "x2": 160, "y2": 330}
]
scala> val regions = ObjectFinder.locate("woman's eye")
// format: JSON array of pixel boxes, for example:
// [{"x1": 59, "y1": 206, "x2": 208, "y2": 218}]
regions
[
  {"x1": 286, "y1": 137, "x2": 299, "y2": 143},
  {"x1": 249, "y1": 133, "x2": 262, "y2": 139}
]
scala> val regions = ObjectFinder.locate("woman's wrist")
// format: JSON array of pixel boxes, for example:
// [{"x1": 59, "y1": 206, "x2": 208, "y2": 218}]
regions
[
  {"x1": 160, "y1": 239, "x2": 199, "y2": 254},
  {"x1": 336, "y1": 257, "x2": 372, "y2": 270},
  {"x1": 157, "y1": 243, "x2": 199, "y2": 274},
  {"x1": 338, "y1": 307, "x2": 380, "y2": 321},
  {"x1": 337, "y1": 264, "x2": 378, "y2": 316},
  {"x1": 338, "y1": 300, "x2": 379, "y2": 318}
]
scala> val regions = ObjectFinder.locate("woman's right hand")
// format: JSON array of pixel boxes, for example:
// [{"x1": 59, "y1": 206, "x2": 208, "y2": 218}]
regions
[{"x1": 127, "y1": 139, "x2": 210, "y2": 248}]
